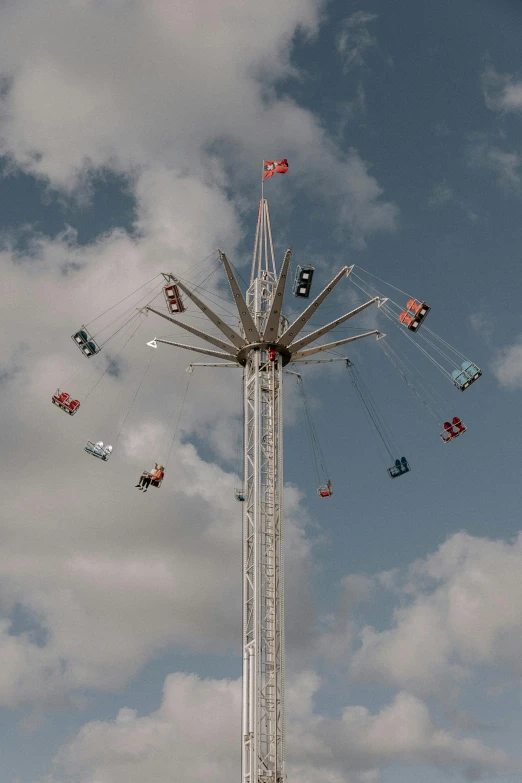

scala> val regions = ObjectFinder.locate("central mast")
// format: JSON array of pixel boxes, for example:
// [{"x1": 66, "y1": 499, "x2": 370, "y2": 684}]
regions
[
  {"x1": 243, "y1": 199, "x2": 285, "y2": 783},
  {"x1": 145, "y1": 192, "x2": 384, "y2": 783}
]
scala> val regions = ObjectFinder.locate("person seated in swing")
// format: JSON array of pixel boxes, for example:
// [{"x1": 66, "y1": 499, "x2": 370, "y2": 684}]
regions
[{"x1": 136, "y1": 464, "x2": 164, "y2": 491}]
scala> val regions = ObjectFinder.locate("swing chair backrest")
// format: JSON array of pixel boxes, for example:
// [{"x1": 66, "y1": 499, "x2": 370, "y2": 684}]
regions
[
  {"x1": 292, "y1": 265, "x2": 315, "y2": 298},
  {"x1": 164, "y1": 284, "x2": 185, "y2": 314},
  {"x1": 387, "y1": 457, "x2": 410, "y2": 478},
  {"x1": 399, "y1": 301, "x2": 430, "y2": 332},
  {"x1": 72, "y1": 328, "x2": 101, "y2": 357},
  {"x1": 451, "y1": 361, "x2": 482, "y2": 391}
]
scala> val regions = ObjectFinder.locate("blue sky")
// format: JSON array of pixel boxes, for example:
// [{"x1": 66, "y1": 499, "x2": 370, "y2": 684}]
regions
[{"x1": 2, "y1": 1, "x2": 522, "y2": 782}]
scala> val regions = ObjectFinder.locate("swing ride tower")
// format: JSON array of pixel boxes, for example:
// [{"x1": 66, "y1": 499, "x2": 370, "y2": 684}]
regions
[{"x1": 145, "y1": 198, "x2": 384, "y2": 783}]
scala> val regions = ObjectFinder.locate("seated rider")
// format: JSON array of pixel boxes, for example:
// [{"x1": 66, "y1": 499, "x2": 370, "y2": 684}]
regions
[{"x1": 136, "y1": 464, "x2": 164, "y2": 492}]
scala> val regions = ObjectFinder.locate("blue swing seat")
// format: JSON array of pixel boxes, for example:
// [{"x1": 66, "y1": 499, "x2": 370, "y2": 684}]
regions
[
  {"x1": 72, "y1": 327, "x2": 101, "y2": 357},
  {"x1": 292, "y1": 265, "x2": 314, "y2": 298},
  {"x1": 451, "y1": 361, "x2": 481, "y2": 391},
  {"x1": 388, "y1": 457, "x2": 410, "y2": 479}
]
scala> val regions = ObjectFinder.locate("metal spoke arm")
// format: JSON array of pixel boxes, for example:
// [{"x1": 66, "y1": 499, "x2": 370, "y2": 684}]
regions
[
  {"x1": 262, "y1": 249, "x2": 292, "y2": 341},
  {"x1": 186, "y1": 362, "x2": 240, "y2": 369},
  {"x1": 290, "y1": 329, "x2": 381, "y2": 360},
  {"x1": 289, "y1": 356, "x2": 350, "y2": 365},
  {"x1": 287, "y1": 297, "x2": 380, "y2": 353},
  {"x1": 276, "y1": 265, "x2": 353, "y2": 348},
  {"x1": 145, "y1": 306, "x2": 238, "y2": 353},
  {"x1": 152, "y1": 337, "x2": 238, "y2": 362},
  {"x1": 219, "y1": 251, "x2": 261, "y2": 342},
  {"x1": 171, "y1": 278, "x2": 246, "y2": 349}
]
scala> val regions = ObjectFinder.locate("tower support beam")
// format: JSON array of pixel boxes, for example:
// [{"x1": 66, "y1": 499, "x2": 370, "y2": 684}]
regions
[{"x1": 243, "y1": 271, "x2": 284, "y2": 783}]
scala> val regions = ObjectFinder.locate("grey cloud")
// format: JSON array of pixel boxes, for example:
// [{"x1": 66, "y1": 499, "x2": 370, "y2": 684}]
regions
[
  {"x1": 492, "y1": 335, "x2": 522, "y2": 389},
  {"x1": 467, "y1": 137, "x2": 522, "y2": 191},
  {"x1": 337, "y1": 12, "x2": 379, "y2": 71},
  {"x1": 428, "y1": 182, "x2": 453, "y2": 206},
  {"x1": 482, "y1": 66, "x2": 522, "y2": 113}
]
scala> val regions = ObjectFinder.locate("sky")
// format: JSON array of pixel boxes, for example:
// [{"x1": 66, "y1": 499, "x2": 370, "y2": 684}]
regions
[{"x1": 1, "y1": 0, "x2": 522, "y2": 781}]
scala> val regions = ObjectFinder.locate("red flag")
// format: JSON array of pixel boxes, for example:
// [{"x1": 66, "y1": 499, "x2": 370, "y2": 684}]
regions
[{"x1": 263, "y1": 159, "x2": 289, "y2": 180}]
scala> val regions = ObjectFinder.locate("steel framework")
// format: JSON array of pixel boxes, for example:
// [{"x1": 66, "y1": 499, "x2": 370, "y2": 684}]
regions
[{"x1": 146, "y1": 198, "x2": 384, "y2": 783}]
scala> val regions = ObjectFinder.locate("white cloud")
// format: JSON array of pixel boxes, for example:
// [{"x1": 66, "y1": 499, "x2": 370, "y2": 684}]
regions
[
  {"x1": 0, "y1": 0, "x2": 397, "y2": 243},
  {"x1": 351, "y1": 532, "x2": 522, "y2": 696},
  {"x1": 45, "y1": 673, "x2": 241, "y2": 783},
  {"x1": 492, "y1": 335, "x2": 522, "y2": 388},
  {"x1": 482, "y1": 66, "x2": 522, "y2": 113},
  {"x1": 40, "y1": 671, "x2": 518, "y2": 783},
  {"x1": 0, "y1": 224, "x2": 319, "y2": 707},
  {"x1": 337, "y1": 12, "x2": 378, "y2": 71}
]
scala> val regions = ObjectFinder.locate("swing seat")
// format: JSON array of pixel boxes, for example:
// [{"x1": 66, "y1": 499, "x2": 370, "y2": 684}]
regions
[
  {"x1": 234, "y1": 488, "x2": 245, "y2": 501},
  {"x1": 451, "y1": 361, "x2": 481, "y2": 391},
  {"x1": 440, "y1": 417, "x2": 466, "y2": 442},
  {"x1": 292, "y1": 265, "x2": 314, "y2": 298},
  {"x1": 52, "y1": 389, "x2": 80, "y2": 415},
  {"x1": 387, "y1": 457, "x2": 410, "y2": 478},
  {"x1": 399, "y1": 300, "x2": 430, "y2": 332},
  {"x1": 317, "y1": 479, "x2": 333, "y2": 498},
  {"x1": 72, "y1": 327, "x2": 101, "y2": 357},
  {"x1": 85, "y1": 441, "x2": 112, "y2": 460},
  {"x1": 164, "y1": 283, "x2": 185, "y2": 314},
  {"x1": 150, "y1": 478, "x2": 163, "y2": 488}
]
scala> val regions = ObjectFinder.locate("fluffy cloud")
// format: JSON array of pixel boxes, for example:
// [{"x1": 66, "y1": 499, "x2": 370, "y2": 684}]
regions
[
  {"x1": 45, "y1": 673, "x2": 241, "y2": 783},
  {"x1": 0, "y1": 0, "x2": 397, "y2": 713},
  {"x1": 0, "y1": 220, "x2": 322, "y2": 709},
  {"x1": 351, "y1": 532, "x2": 522, "y2": 695},
  {"x1": 0, "y1": 0, "x2": 397, "y2": 244},
  {"x1": 41, "y1": 670, "x2": 517, "y2": 783},
  {"x1": 492, "y1": 335, "x2": 522, "y2": 388},
  {"x1": 482, "y1": 66, "x2": 522, "y2": 113}
]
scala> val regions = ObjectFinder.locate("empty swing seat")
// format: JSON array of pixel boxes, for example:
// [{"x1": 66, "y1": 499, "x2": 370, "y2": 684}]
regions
[
  {"x1": 440, "y1": 417, "x2": 466, "y2": 443},
  {"x1": 317, "y1": 479, "x2": 333, "y2": 498},
  {"x1": 84, "y1": 441, "x2": 113, "y2": 460},
  {"x1": 52, "y1": 389, "x2": 80, "y2": 415},
  {"x1": 388, "y1": 457, "x2": 410, "y2": 478},
  {"x1": 398, "y1": 300, "x2": 430, "y2": 332},
  {"x1": 451, "y1": 361, "x2": 482, "y2": 391},
  {"x1": 292, "y1": 265, "x2": 314, "y2": 298},
  {"x1": 235, "y1": 488, "x2": 245, "y2": 501},
  {"x1": 72, "y1": 327, "x2": 101, "y2": 357},
  {"x1": 164, "y1": 283, "x2": 185, "y2": 314}
]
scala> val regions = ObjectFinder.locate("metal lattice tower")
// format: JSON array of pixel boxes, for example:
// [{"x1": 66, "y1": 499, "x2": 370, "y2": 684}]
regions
[{"x1": 146, "y1": 198, "x2": 384, "y2": 783}]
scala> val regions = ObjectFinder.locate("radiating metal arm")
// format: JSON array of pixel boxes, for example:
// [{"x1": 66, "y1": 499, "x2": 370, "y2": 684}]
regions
[
  {"x1": 187, "y1": 362, "x2": 240, "y2": 368},
  {"x1": 277, "y1": 265, "x2": 353, "y2": 348},
  {"x1": 290, "y1": 329, "x2": 380, "y2": 360},
  {"x1": 262, "y1": 249, "x2": 292, "y2": 341},
  {"x1": 172, "y1": 278, "x2": 246, "y2": 349},
  {"x1": 154, "y1": 337, "x2": 238, "y2": 362},
  {"x1": 145, "y1": 306, "x2": 238, "y2": 353},
  {"x1": 219, "y1": 251, "x2": 261, "y2": 342},
  {"x1": 289, "y1": 356, "x2": 350, "y2": 365},
  {"x1": 287, "y1": 297, "x2": 380, "y2": 354}
]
